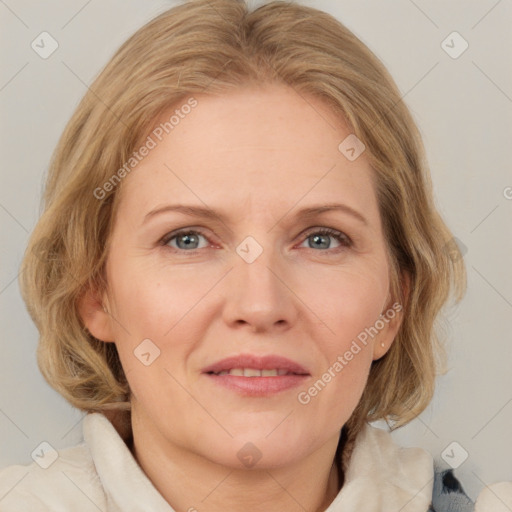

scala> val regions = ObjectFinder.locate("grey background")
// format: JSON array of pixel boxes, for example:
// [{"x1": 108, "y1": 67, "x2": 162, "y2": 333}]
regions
[{"x1": 1, "y1": 0, "x2": 511, "y2": 503}]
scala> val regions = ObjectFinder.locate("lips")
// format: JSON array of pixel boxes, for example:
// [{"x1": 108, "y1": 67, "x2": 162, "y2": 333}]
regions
[
  {"x1": 202, "y1": 354, "x2": 310, "y2": 396},
  {"x1": 201, "y1": 354, "x2": 310, "y2": 376}
]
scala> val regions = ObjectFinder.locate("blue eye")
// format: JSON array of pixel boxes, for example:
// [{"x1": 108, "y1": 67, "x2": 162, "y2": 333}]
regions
[
  {"x1": 299, "y1": 228, "x2": 352, "y2": 251},
  {"x1": 163, "y1": 230, "x2": 209, "y2": 251},
  {"x1": 160, "y1": 227, "x2": 352, "y2": 253}
]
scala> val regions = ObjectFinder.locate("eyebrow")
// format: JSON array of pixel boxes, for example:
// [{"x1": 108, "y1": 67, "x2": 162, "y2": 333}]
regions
[{"x1": 142, "y1": 202, "x2": 368, "y2": 226}]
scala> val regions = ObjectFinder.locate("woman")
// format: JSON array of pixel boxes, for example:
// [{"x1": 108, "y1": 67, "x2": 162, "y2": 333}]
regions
[{"x1": 0, "y1": 0, "x2": 507, "y2": 510}]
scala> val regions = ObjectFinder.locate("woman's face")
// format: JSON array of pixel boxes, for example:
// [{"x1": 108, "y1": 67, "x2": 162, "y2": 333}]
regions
[{"x1": 86, "y1": 84, "x2": 403, "y2": 469}]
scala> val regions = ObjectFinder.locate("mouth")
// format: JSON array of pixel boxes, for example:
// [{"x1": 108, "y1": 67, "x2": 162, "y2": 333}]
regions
[
  {"x1": 201, "y1": 354, "x2": 310, "y2": 396},
  {"x1": 201, "y1": 353, "x2": 310, "y2": 376},
  {"x1": 207, "y1": 368, "x2": 302, "y2": 377}
]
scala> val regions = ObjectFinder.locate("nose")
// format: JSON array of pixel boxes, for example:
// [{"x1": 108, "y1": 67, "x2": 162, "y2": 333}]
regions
[{"x1": 221, "y1": 244, "x2": 298, "y2": 334}]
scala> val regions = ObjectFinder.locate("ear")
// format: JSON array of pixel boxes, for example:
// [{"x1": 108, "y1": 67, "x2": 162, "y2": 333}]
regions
[
  {"x1": 372, "y1": 270, "x2": 410, "y2": 360},
  {"x1": 77, "y1": 286, "x2": 115, "y2": 343}
]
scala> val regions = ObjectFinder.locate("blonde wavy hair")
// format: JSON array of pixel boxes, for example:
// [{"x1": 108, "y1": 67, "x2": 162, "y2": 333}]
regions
[{"x1": 19, "y1": 0, "x2": 466, "y2": 472}]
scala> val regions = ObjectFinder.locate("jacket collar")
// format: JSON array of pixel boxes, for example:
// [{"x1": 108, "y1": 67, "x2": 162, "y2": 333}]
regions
[
  {"x1": 326, "y1": 421, "x2": 433, "y2": 511},
  {"x1": 84, "y1": 412, "x2": 433, "y2": 511},
  {"x1": 85, "y1": 412, "x2": 174, "y2": 511}
]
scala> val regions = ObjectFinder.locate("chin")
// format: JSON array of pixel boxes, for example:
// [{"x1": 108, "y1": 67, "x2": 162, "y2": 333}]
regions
[
  {"x1": 206, "y1": 442, "x2": 305, "y2": 471},
  {"x1": 205, "y1": 429, "x2": 314, "y2": 470}
]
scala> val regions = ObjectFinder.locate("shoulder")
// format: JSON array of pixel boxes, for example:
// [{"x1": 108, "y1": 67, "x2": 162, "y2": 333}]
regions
[
  {"x1": 0, "y1": 442, "x2": 106, "y2": 511},
  {"x1": 341, "y1": 424, "x2": 435, "y2": 509},
  {"x1": 358, "y1": 423, "x2": 434, "y2": 477},
  {"x1": 359, "y1": 426, "x2": 478, "y2": 512},
  {"x1": 475, "y1": 481, "x2": 512, "y2": 511}
]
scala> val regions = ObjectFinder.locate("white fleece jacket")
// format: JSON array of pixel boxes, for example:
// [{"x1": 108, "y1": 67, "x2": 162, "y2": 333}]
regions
[{"x1": 0, "y1": 412, "x2": 509, "y2": 511}]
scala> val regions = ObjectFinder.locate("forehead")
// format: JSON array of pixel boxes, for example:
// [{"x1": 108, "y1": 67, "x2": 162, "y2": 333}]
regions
[{"x1": 115, "y1": 84, "x2": 379, "y2": 224}]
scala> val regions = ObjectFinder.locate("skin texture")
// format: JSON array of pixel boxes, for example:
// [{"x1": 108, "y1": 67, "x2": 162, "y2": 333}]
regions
[{"x1": 80, "y1": 83, "x2": 405, "y2": 512}]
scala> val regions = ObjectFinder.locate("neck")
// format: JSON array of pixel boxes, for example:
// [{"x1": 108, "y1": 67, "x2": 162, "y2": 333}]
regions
[{"x1": 128, "y1": 412, "x2": 343, "y2": 512}]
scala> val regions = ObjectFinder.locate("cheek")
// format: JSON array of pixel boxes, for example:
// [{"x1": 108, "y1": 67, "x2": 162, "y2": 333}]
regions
[
  {"x1": 107, "y1": 252, "x2": 208, "y2": 337},
  {"x1": 106, "y1": 265, "x2": 197, "y2": 413},
  {"x1": 304, "y1": 262, "x2": 389, "y2": 347},
  {"x1": 105, "y1": 256, "x2": 220, "y2": 384}
]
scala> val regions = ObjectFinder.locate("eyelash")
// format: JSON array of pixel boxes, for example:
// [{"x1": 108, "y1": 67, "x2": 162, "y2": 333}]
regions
[{"x1": 159, "y1": 227, "x2": 353, "y2": 254}]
